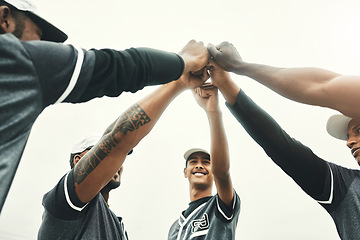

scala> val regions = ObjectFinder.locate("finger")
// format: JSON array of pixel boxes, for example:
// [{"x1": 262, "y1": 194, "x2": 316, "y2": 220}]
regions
[
  {"x1": 201, "y1": 68, "x2": 210, "y2": 81},
  {"x1": 192, "y1": 87, "x2": 198, "y2": 96},
  {"x1": 218, "y1": 41, "x2": 230, "y2": 49},
  {"x1": 208, "y1": 58, "x2": 219, "y2": 68},
  {"x1": 197, "y1": 40, "x2": 204, "y2": 46},
  {"x1": 200, "y1": 89, "x2": 211, "y2": 98},
  {"x1": 201, "y1": 83, "x2": 216, "y2": 90},
  {"x1": 191, "y1": 68, "x2": 204, "y2": 76},
  {"x1": 207, "y1": 43, "x2": 220, "y2": 58},
  {"x1": 195, "y1": 87, "x2": 203, "y2": 97}
]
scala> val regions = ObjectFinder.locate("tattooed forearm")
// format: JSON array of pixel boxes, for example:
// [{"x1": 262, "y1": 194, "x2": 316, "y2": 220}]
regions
[
  {"x1": 74, "y1": 143, "x2": 107, "y2": 184},
  {"x1": 74, "y1": 104, "x2": 151, "y2": 185},
  {"x1": 115, "y1": 104, "x2": 151, "y2": 135}
]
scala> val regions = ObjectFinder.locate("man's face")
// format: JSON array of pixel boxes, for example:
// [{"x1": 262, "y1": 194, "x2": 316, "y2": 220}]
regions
[
  {"x1": 184, "y1": 152, "x2": 213, "y2": 189},
  {"x1": 0, "y1": 6, "x2": 42, "y2": 41},
  {"x1": 346, "y1": 119, "x2": 360, "y2": 165}
]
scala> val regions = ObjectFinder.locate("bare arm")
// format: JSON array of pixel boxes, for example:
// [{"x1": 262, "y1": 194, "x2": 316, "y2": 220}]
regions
[
  {"x1": 73, "y1": 42, "x2": 210, "y2": 203},
  {"x1": 208, "y1": 42, "x2": 360, "y2": 120},
  {"x1": 193, "y1": 85, "x2": 233, "y2": 207}
]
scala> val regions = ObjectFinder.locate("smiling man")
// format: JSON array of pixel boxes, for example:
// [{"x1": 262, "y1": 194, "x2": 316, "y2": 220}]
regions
[
  {"x1": 38, "y1": 56, "x2": 210, "y2": 239},
  {"x1": 168, "y1": 86, "x2": 240, "y2": 240}
]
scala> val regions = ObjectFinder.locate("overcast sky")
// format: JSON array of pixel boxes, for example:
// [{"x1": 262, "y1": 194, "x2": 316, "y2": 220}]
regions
[{"x1": 1, "y1": 0, "x2": 360, "y2": 239}]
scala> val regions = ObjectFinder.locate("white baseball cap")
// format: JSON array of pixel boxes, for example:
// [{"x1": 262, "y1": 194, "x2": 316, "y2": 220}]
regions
[
  {"x1": 71, "y1": 136, "x2": 100, "y2": 154},
  {"x1": 184, "y1": 148, "x2": 210, "y2": 161},
  {"x1": 2, "y1": 0, "x2": 67, "y2": 42},
  {"x1": 326, "y1": 114, "x2": 352, "y2": 141},
  {"x1": 71, "y1": 135, "x2": 134, "y2": 155}
]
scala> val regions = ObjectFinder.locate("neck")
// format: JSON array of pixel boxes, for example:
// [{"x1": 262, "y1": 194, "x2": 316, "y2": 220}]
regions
[
  {"x1": 100, "y1": 189, "x2": 110, "y2": 204},
  {"x1": 189, "y1": 186, "x2": 212, "y2": 202}
]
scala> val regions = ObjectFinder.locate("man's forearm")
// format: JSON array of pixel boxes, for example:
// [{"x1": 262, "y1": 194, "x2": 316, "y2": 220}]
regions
[
  {"x1": 84, "y1": 48, "x2": 184, "y2": 101},
  {"x1": 226, "y1": 89, "x2": 329, "y2": 198},
  {"x1": 238, "y1": 63, "x2": 341, "y2": 107},
  {"x1": 73, "y1": 80, "x2": 186, "y2": 202},
  {"x1": 238, "y1": 63, "x2": 360, "y2": 119},
  {"x1": 207, "y1": 109, "x2": 234, "y2": 207},
  {"x1": 207, "y1": 110, "x2": 230, "y2": 177}
]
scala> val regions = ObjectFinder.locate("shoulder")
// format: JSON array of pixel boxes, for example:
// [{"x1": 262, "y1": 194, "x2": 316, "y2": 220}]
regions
[{"x1": 214, "y1": 189, "x2": 240, "y2": 222}]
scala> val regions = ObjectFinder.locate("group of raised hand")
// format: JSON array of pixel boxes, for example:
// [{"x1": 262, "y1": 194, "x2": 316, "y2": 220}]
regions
[{"x1": 177, "y1": 40, "x2": 240, "y2": 94}]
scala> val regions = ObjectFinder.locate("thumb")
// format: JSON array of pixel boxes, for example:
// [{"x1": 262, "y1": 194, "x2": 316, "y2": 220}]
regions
[{"x1": 207, "y1": 43, "x2": 220, "y2": 58}]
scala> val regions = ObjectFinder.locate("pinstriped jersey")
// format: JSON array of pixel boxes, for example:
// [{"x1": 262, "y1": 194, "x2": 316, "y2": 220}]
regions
[{"x1": 168, "y1": 190, "x2": 240, "y2": 240}]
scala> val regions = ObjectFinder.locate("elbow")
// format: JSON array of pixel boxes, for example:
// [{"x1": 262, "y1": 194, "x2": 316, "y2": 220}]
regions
[{"x1": 212, "y1": 167, "x2": 230, "y2": 180}]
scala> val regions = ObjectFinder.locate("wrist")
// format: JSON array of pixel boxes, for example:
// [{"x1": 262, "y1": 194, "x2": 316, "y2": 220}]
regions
[
  {"x1": 167, "y1": 78, "x2": 188, "y2": 94},
  {"x1": 231, "y1": 61, "x2": 248, "y2": 75},
  {"x1": 205, "y1": 106, "x2": 221, "y2": 115},
  {"x1": 180, "y1": 54, "x2": 194, "y2": 73},
  {"x1": 217, "y1": 80, "x2": 240, "y2": 106}
]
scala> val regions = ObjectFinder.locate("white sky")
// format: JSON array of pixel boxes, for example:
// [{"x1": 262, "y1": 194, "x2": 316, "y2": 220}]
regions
[{"x1": 1, "y1": 0, "x2": 360, "y2": 239}]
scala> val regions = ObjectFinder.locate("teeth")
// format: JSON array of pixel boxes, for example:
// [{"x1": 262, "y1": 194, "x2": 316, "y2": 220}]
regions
[{"x1": 194, "y1": 173, "x2": 205, "y2": 176}]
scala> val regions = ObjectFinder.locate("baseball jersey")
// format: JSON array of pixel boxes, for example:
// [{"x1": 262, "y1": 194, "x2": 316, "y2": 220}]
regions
[
  {"x1": 168, "y1": 190, "x2": 240, "y2": 240},
  {"x1": 227, "y1": 89, "x2": 360, "y2": 240},
  {"x1": 0, "y1": 33, "x2": 184, "y2": 213},
  {"x1": 38, "y1": 170, "x2": 128, "y2": 239}
]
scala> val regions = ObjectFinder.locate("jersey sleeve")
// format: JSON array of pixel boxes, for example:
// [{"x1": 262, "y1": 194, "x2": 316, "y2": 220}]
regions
[
  {"x1": 42, "y1": 169, "x2": 88, "y2": 220},
  {"x1": 215, "y1": 189, "x2": 241, "y2": 222},
  {"x1": 82, "y1": 47, "x2": 184, "y2": 100},
  {"x1": 319, "y1": 162, "x2": 358, "y2": 211},
  {"x1": 22, "y1": 41, "x2": 184, "y2": 107},
  {"x1": 226, "y1": 89, "x2": 331, "y2": 200}
]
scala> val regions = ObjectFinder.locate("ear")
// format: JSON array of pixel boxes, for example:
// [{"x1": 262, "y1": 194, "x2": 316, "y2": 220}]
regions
[
  {"x1": 183, "y1": 167, "x2": 188, "y2": 178},
  {"x1": 73, "y1": 154, "x2": 82, "y2": 166},
  {"x1": 0, "y1": 6, "x2": 12, "y2": 33}
]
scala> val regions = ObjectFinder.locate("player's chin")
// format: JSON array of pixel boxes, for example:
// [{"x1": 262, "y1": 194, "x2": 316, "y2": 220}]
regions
[{"x1": 105, "y1": 179, "x2": 121, "y2": 190}]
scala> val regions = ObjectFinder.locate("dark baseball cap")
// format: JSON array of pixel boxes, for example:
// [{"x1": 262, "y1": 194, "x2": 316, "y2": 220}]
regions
[{"x1": 3, "y1": 0, "x2": 67, "y2": 42}]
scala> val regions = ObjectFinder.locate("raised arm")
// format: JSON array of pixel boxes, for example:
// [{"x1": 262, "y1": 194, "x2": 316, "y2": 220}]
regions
[
  {"x1": 208, "y1": 41, "x2": 360, "y2": 120},
  {"x1": 24, "y1": 39, "x2": 209, "y2": 106},
  {"x1": 193, "y1": 84, "x2": 233, "y2": 207},
  {"x1": 73, "y1": 49, "x2": 210, "y2": 203},
  {"x1": 207, "y1": 60, "x2": 330, "y2": 200}
]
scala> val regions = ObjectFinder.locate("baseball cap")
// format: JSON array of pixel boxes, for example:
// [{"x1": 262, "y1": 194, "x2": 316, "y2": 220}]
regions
[
  {"x1": 71, "y1": 135, "x2": 100, "y2": 154},
  {"x1": 326, "y1": 114, "x2": 352, "y2": 141},
  {"x1": 2, "y1": 0, "x2": 67, "y2": 42},
  {"x1": 184, "y1": 148, "x2": 210, "y2": 161},
  {"x1": 71, "y1": 135, "x2": 134, "y2": 155}
]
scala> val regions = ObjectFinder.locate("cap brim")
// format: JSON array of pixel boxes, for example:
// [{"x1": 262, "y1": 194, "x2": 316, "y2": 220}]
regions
[
  {"x1": 27, "y1": 11, "x2": 67, "y2": 43},
  {"x1": 326, "y1": 114, "x2": 352, "y2": 141},
  {"x1": 184, "y1": 148, "x2": 210, "y2": 160}
]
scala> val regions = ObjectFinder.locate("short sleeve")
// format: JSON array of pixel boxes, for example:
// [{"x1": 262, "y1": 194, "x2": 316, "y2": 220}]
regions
[
  {"x1": 215, "y1": 189, "x2": 241, "y2": 222},
  {"x1": 42, "y1": 170, "x2": 88, "y2": 220}
]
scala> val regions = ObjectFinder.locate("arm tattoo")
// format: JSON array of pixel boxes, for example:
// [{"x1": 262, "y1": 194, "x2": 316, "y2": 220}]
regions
[
  {"x1": 74, "y1": 104, "x2": 151, "y2": 185},
  {"x1": 115, "y1": 104, "x2": 151, "y2": 135}
]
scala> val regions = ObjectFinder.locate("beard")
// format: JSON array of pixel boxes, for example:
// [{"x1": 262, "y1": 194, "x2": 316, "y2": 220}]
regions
[
  {"x1": 12, "y1": 13, "x2": 26, "y2": 39},
  {"x1": 103, "y1": 179, "x2": 121, "y2": 191}
]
